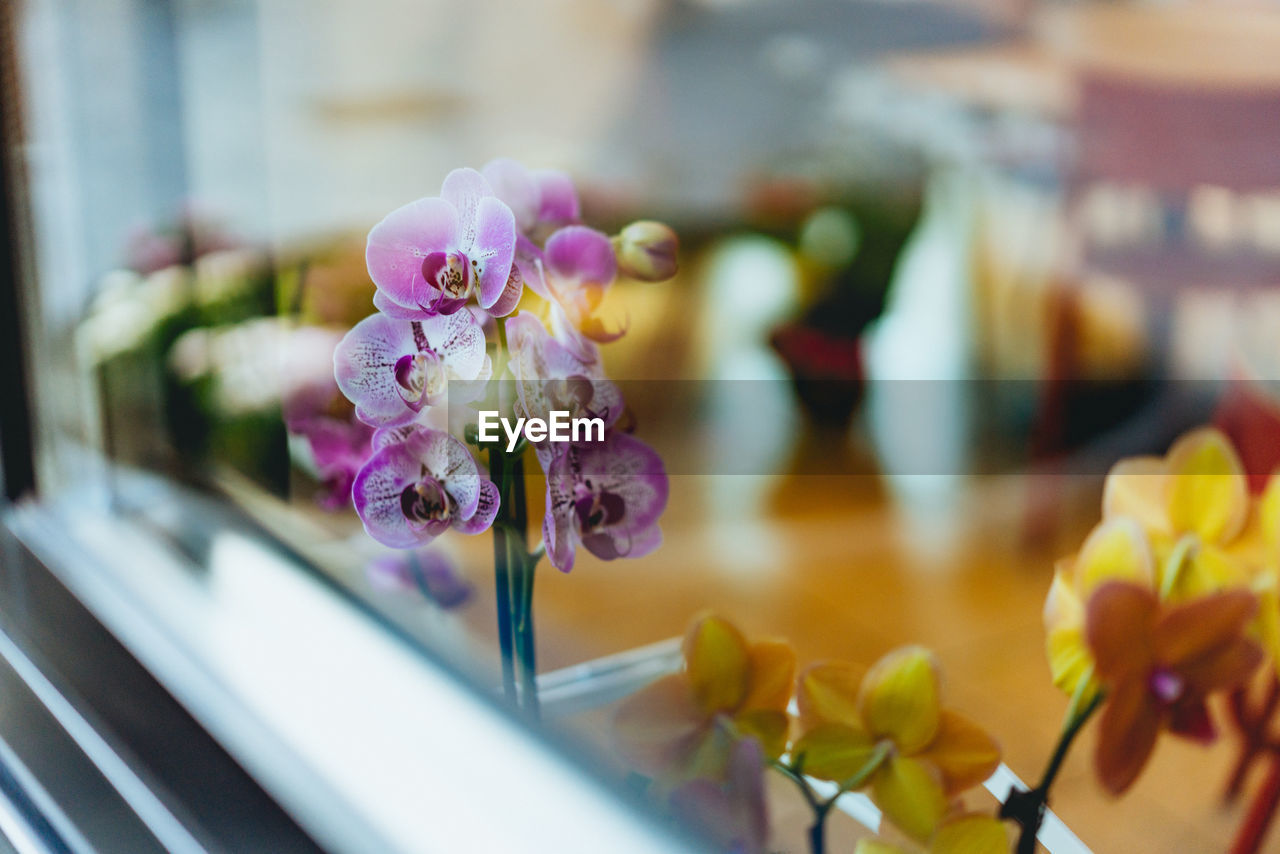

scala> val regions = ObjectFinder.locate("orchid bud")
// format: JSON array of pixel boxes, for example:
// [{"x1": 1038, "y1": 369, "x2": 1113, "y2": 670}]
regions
[{"x1": 613, "y1": 220, "x2": 678, "y2": 282}]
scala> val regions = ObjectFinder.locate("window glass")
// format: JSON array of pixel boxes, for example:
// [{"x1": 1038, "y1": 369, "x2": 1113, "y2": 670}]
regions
[{"x1": 15, "y1": 2, "x2": 1280, "y2": 851}]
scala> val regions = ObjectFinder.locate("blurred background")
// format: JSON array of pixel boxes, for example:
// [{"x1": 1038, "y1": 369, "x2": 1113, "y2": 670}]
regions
[{"x1": 14, "y1": 0, "x2": 1280, "y2": 850}]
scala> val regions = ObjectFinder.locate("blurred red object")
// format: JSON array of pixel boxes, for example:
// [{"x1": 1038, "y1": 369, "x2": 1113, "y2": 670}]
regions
[
  {"x1": 1214, "y1": 375, "x2": 1280, "y2": 493},
  {"x1": 770, "y1": 324, "x2": 864, "y2": 427}
]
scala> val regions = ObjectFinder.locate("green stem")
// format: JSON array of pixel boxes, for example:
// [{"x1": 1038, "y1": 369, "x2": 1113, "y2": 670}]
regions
[
  {"x1": 771, "y1": 742, "x2": 892, "y2": 854},
  {"x1": 1004, "y1": 680, "x2": 1105, "y2": 854},
  {"x1": 489, "y1": 446, "x2": 517, "y2": 702},
  {"x1": 487, "y1": 318, "x2": 540, "y2": 718},
  {"x1": 510, "y1": 453, "x2": 540, "y2": 718}
]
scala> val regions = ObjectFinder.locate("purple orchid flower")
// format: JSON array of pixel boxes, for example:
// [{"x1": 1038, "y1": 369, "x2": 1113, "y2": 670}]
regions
[
  {"x1": 366, "y1": 168, "x2": 520, "y2": 320},
  {"x1": 481, "y1": 157, "x2": 580, "y2": 236},
  {"x1": 282, "y1": 327, "x2": 376, "y2": 510},
  {"x1": 333, "y1": 310, "x2": 490, "y2": 428},
  {"x1": 535, "y1": 225, "x2": 626, "y2": 363},
  {"x1": 543, "y1": 429, "x2": 667, "y2": 573},
  {"x1": 506, "y1": 310, "x2": 623, "y2": 468},
  {"x1": 668, "y1": 738, "x2": 769, "y2": 854},
  {"x1": 287, "y1": 412, "x2": 375, "y2": 511},
  {"x1": 367, "y1": 546, "x2": 473, "y2": 609},
  {"x1": 352, "y1": 426, "x2": 500, "y2": 549}
]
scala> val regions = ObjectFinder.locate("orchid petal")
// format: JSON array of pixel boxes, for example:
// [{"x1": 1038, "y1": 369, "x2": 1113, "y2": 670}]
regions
[
  {"x1": 418, "y1": 310, "x2": 487, "y2": 380},
  {"x1": 1085, "y1": 581, "x2": 1157, "y2": 683},
  {"x1": 1047, "y1": 623, "x2": 1094, "y2": 699},
  {"x1": 870, "y1": 755, "x2": 948, "y2": 842},
  {"x1": 1177, "y1": 635, "x2": 1263, "y2": 695},
  {"x1": 545, "y1": 225, "x2": 617, "y2": 285},
  {"x1": 548, "y1": 300, "x2": 600, "y2": 364},
  {"x1": 482, "y1": 158, "x2": 539, "y2": 231},
  {"x1": 1175, "y1": 546, "x2": 1251, "y2": 601},
  {"x1": 579, "y1": 308, "x2": 629, "y2": 344},
  {"x1": 1044, "y1": 566, "x2": 1099, "y2": 699},
  {"x1": 439, "y1": 167, "x2": 493, "y2": 249},
  {"x1": 623, "y1": 524, "x2": 663, "y2": 559},
  {"x1": 472, "y1": 196, "x2": 517, "y2": 309},
  {"x1": 733, "y1": 709, "x2": 789, "y2": 762},
  {"x1": 515, "y1": 236, "x2": 550, "y2": 299},
  {"x1": 581, "y1": 522, "x2": 663, "y2": 563},
  {"x1": 1152, "y1": 588, "x2": 1257, "y2": 668},
  {"x1": 1168, "y1": 698, "x2": 1217, "y2": 743},
  {"x1": 792, "y1": 722, "x2": 878, "y2": 783},
  {"x1": 1262, "y1": 474, "x2": 1280, "y2": 556},
  {"x1": 507, "y1": 310, "x2": 623, "y2": 429},
  {"x1": 574, "y1": 433, "x2": 669, "y2": 531},
  {"x1": 684, "y1": 615, "x2": 751, "y2": 715},
  {"x1": 333, "y1": 313, "x2": 420, "y2": 427},
  {"x1": 544, "y1": 468, "x2": 577, "y2": 573},
  {"x1": 667, "y1": 780, "x2": 733, "y2": 844},
  {"x1": 855, "y1": 841, "x2": 910, "y2": 854},
  {"x1": 612, "y1": 673, "x2": 705, "y2": 777},
  {"x1": 668, "y1": 737, "x2": 769, "y2": 854},
  {"x1": 366, "y1": 197, "x2": 458, "y2": 309},
  {"x1": 858, "y1": 646, "x2": 942, "y2": 755},
  {"x1": 372, "y1": 289, "x2": 437, "y2": 320},
  {"x1": 726, "y1": 737, "x2": 769, "y2": 854},
  {"x1": 916, "y1": 711, "x2": 1001, "y2": 795},
  {"x1": 485, "y1": 264, "x2": 524, "y2": 317},
  {"x1": 797, "y1": 661, "x2": 864, "y2": 730},
  {"x1": 407, "y1": 428, "x2": 481, "y2": 520},
  {"x1": 1102, "y1": 455, "x2": 1171, "y2": 536},
  {"x1": 351, "y1": 441, "x2": 432, "y2": 549},
  {"x1": 1166, "y1": 428, "x2": 1249, "y2": 545},
  {"x1": 1094, "y1": 676, "x2": 1161, "y2": 795},
  {"x1": 452, "y1": 478, "x2": 500, "y2": 535},
  {"x1": 1075, "y1": 518, "x2": 1156, "y2": 597},
  {"x1": 741, "y1": 640, "x2": 796, "y2": 713},
  {"x1": 930, "y1": 815, "x2": 1011, "y2": 854},
  {"x1": 534, "y1": 169, "x2": 580, "y2": 223}
]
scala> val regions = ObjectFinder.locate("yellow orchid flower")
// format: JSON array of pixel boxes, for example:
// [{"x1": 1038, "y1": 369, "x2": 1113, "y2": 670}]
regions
[
  {"x1": 792, "y1": 648, "x2": 1001, "y2": 843},
  {"x1": 854, "y1": 813, "x2": 1011, "y2": 854},
  {"x1": 1044, "y1": 517, "x2": 1156, "y2": 700},
  {"x1": 612, "y1": 614, "x2": 795, "y2": 782},
  {"x1": 1047, "y1": 429, "x2": 1280, "y2": 691},
  {"x1": 1102, "y1": 427, "x2": 1254, "y2": 600}
]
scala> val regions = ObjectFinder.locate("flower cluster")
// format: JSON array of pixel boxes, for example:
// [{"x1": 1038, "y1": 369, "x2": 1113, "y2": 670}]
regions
[
  {"x1": 330, "y1": 160, "x2": 674, "y2": 566},
  {"x1": 1044, "y1": 427, "x2": 1278, "y2": 794},
  {"x1": 613, "y1": 615, "x2": 1003, "y2": 853}
]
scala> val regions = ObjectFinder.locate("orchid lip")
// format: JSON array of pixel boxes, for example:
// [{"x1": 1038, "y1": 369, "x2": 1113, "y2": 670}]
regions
[
  {"x1": 400, "y1": 477, "x2": 452, "y2": 526},
  {"x1": 393, "y1": 352, "x2": 444, "y2": 410},
  {"x1": 544, "y1": 375, "x2": 595, "y2": 414},
  {"x1": 421, "y1": 250, "x2": 474, "y2": 303},
  {"x1": 1148, "y1": 667, "x2": 1185, "y2": 705},
  {"x1": 573, "y1": 483, "x2": 627, "y2": 532}
]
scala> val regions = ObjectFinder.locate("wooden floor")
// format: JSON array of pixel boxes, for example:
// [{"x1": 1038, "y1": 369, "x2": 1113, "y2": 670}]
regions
[{"x1": 450, "y1": 468, "x2": 1255, "y2": 853}]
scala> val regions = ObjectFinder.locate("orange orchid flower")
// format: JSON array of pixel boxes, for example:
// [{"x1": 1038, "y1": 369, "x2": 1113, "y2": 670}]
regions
[{"x1": 1086, "y1": 581, "x2": 1263, "y2": 794}]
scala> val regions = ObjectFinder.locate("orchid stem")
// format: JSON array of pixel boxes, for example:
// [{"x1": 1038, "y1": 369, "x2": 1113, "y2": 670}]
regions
[
  {"x1": 1004, "y1": 681, "x2": 1105, "y2": 854},
  {"x1": 488, "y1": 319, "x2": 540, "y2": 719},
  {"x1": 490, "y1": 446, "x2": 517, "y2": 703},
  {"x1": 509, "y1": 452, "x2": 540, "y2": 719},
  {"x1": 1230, "y1": 753, "x2": 1280, "y2": 854},
  {"x1": 771, "y1": 743, "x2": 891, "y2": 854}
]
